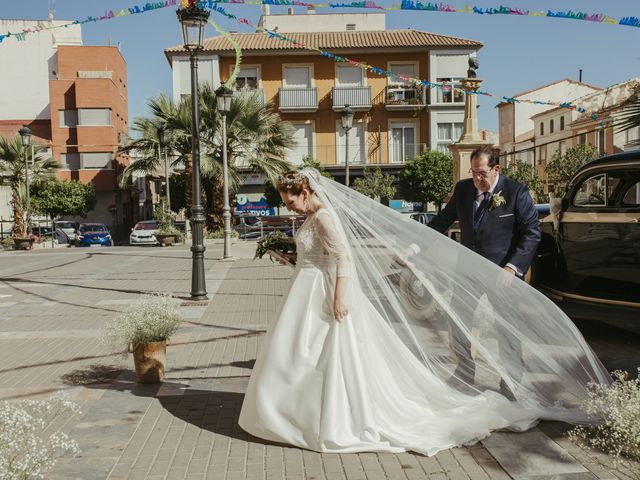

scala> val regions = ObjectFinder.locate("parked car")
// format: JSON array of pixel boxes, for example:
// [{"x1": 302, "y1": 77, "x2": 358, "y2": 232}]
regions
[
  {"x1": 129, "y1": 220, "x2": 159, "y2": 246},
  {"x1": 406, "y1": 212, "x2": 436, "y2": 225},
  {"x1": 533, "y1": 151, "x2": 640, "y2": 333},
  {"x1": 76, "y1": 223, "x2": 113, "y2": 247},
  {"x1": 55, "y1": 221, "x2": 78, "y2": 242}
]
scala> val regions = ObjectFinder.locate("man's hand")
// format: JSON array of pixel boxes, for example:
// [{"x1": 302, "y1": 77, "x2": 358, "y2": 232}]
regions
[
  {"x1": 333, "y1": 295, "x2": 349, "y2": 322},
  {"x1": 497, "y1": 266, "x2": 516, "y2": 288}
]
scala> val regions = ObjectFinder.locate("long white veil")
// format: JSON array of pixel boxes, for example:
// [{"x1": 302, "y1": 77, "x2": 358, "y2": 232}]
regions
[{"x1": 301, "y1": 168, "x2": 611, "y2": 423}]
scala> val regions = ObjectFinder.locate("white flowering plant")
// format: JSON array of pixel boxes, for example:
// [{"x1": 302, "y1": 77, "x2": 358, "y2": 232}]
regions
[
  {"x1": 103, "y1": 292, "x2": 182, "y2": 351},
  {"x1": 0, "y1": 394, "x2": 80, "y2": 479},
  {"x1": 569, "y1": 370, "x2": 640, "y2": 479}
]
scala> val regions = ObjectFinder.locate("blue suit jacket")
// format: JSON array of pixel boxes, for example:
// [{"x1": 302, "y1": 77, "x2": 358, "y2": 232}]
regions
[{"x1": 429, "y1": 175, "x2": 541, "y2": 273}]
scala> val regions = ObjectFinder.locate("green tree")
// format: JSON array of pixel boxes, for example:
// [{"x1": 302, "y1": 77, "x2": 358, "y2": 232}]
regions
[
  {"x1": 546, "y1": 144, "x2": 599, "y2": 195},
  {"x1": 0, "y1": 136, "x2": 58, "y2": 237},
  {"x1": 503, "y1": 159, "x2": 545, "y2": 203},
  {"x1": 31, "y1": 180, "x2": 96, "y2": 221},
  {"x1": 353, "y1": 168, "x2": 396, "y2": 201},
  {"x1": 399, "y1": 150, "x2": 453, "y2": 211}
]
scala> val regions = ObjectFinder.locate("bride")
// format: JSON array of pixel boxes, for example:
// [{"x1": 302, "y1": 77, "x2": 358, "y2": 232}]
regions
[{"x1": 238, "y1": 169, "x2": 611, "y2": 456}]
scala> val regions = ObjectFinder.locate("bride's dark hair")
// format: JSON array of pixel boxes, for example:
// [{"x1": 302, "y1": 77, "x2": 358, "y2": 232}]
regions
[{"x1": 277, "y1": 171, "x2": 315, "y2": 195}]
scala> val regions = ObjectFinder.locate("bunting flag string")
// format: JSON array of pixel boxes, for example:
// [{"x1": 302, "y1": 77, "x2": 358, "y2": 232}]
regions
[
  {"x1": 209, "y1": 4, "x2": 608, "y2": 123},
  {"x1": 1, "y1": 0, "x2": 637, "y2": 46},
  {"x1": 0, "y1": 0, "x2": 179, "y2": 45}
]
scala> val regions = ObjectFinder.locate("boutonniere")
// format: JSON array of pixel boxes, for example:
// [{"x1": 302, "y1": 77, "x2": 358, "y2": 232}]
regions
[{"x1": 489, "y1": 191, "x2": 506, "y2": 210}]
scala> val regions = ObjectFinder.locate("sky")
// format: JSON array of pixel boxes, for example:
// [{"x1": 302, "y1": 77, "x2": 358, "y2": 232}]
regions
[{"x1": 1, "y1": 1, "x2": 638, "y2": 132}]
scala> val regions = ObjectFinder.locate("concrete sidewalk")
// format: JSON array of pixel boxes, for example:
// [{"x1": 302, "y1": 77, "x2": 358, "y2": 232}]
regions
[{"x1": 0, "y1": 241, "x2": 634, "y2": 480}]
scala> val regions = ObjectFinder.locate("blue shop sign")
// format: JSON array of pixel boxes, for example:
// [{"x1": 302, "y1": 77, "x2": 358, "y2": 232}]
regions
[
  {"x1": 236, "y1": 195, "x2": 275, "y2": 217},
  {"x1": 389, "y1": 200, "x2": 423, "y2": 213}
]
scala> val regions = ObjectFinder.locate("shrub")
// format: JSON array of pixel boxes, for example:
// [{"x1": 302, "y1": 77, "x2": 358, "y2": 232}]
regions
[
  {"x1": 103, "y1": 292, "x2": 182, "y2": 350},
  {"x1": 569, "y1": 370, "x2": 640, "y2": 479},
  {"x1": 0, "y1": 394, "x2": 80, "y2": 479},
  {"x1": 205, "y1": 229, "x2": 239, "y2": 239}
]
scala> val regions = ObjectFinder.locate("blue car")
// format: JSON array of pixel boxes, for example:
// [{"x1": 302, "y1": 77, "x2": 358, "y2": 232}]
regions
[{"x1": 76, "y1": 223, "x2": 113, "y2": 247}]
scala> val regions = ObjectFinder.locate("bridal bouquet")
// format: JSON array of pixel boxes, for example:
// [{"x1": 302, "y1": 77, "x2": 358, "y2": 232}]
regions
[{"x1": 254, "y1": 231, "x2": 297, "y2": 267}]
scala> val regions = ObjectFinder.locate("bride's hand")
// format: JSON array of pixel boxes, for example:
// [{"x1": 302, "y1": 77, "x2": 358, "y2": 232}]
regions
[{"x1": 333, "y1": 295, "x2": 349, "y2": 322}]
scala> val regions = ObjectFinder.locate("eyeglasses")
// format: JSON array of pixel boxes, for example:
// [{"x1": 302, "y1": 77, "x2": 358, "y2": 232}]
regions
[{"x1": 468, "y1": 167, "x2": 495, "y2": 179}]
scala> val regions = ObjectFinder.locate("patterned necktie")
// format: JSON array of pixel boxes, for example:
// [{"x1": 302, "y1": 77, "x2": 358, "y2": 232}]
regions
[{"x1": 473, "y1": 191, "x2": 491, "y2": 231}]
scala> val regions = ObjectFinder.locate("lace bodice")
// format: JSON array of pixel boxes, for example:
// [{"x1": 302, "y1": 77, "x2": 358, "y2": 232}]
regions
[{"x1": 295, "y1": 208, "x2": 351, "y2": 277}]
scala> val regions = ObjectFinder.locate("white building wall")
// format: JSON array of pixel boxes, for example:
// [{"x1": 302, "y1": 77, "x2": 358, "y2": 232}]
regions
[
  {"x1": 260, "y1": 12, "x2": 385, "y2": 32},
  {"x1": 0, "y1": 19, "x2": 82, "y2": 121},
  {"x1": 512, "y1": 81, "x2": 600, "y2": 140}
]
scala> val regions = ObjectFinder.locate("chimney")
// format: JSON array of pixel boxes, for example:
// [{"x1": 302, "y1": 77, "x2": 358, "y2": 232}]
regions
[
  {"x1": 287, "y1": 7, "x2": 294, "y2": 15},
  {"x1": 307, "y1": 5, "x2": 316, "y2": 14}
]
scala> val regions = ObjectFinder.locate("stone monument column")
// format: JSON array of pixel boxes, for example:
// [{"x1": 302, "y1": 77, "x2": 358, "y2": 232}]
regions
[{"x1": 448, "y1": 62, "x2": 493, "y2": 184}]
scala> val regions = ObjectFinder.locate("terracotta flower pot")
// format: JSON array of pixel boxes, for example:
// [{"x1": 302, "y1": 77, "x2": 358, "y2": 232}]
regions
[
  {"x1": 13, "y1": 238, "x2": 34, "y2": 250},
  {"x1": 133, "y1": 340, "x2": 166, "y2": 383},
  {"x1": 155, "y1": 234, "x2": 175, "y2": 247}
]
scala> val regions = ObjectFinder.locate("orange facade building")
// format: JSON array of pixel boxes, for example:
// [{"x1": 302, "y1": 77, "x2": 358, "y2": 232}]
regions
[{"x1": 49, "y1": 45, "x2": 133, "y2": 237}]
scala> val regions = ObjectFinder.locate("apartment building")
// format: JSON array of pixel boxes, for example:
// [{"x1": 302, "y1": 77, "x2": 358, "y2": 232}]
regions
[
  {"x1": 165, "y1": 9, "x2": 481, "y2": 205},
  {"x1": 529, "y1": 78, "x2": 640, "y2": 192},
  {"x1": 49, "y1": 45, "x2": 133, "y2": 238},
  {"x1": 497, "y1": 78, "x2": 601, "y2": 166},
  {"x1": 0, "y1": 17, "x2": 81, "y2": 220}
]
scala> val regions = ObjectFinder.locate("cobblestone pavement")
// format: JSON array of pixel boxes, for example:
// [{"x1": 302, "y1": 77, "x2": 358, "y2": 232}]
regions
[{"x1": 0, "y1": 242, "x2": 637, "y2": 480}]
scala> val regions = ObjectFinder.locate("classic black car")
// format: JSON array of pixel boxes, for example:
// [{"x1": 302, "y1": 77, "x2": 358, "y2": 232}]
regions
[{"x1": 533, "y1": 151, "x2": 640, "y2": 333}]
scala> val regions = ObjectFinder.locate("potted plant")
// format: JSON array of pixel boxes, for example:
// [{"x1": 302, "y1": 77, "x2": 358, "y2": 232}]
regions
[
  {"x1": 153, "y1": 201, "x2": 180, "y2": 246},
  {"x1": 104, "y1": 292, "x2": 182, "y2": 383},
  {"x1": 255, "y1": 231, "x2": 297, "y2": 266}
]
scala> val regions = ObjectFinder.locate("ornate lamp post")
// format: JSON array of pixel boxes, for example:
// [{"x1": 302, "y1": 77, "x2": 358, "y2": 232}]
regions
[
  {"x1": 340, "y1": 105, "x2": 354, "y2": 187},
  {"x1": 214, "y1": 85, "x2": 234, "y2": 260},
  {"x1": 177, "y1": 2, "x2": 210, "y2": 300},
  {"x1": 18, "y1": 125, "x2": 32, "y2": 235},
  {"x1": 157, "y1": 127, "x2": 171, "y2": 211}
]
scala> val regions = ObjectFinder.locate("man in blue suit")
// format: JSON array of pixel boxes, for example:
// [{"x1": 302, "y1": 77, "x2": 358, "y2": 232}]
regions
[{"x1": 429, "y1": 145, "x2": 541, "y2": 394}]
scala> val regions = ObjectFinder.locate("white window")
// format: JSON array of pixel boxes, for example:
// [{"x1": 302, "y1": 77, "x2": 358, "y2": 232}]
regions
[
  {"x1": 435, "y1": 54, "x2": 468, "y2": 79},
  {"x1": 436, "y1": 122, "x2": 463, "y2": 153},
  {"x1": 236, "y1": 66, "x2": 259, "y2": 90},
  {"x1": 59, "y1": 110, "x2": 78, "y2": 128},
  {"x1": 78, "y1": 109, "x2": 111, "y2": 126},
  {"x1": 286, "y1": 124, "x2": 313, "y2": 165},
  {"x1": 388, "y1": 63, "x2": 416, "y2": 85},
  {"x1": 390, "y1": 123, "x2": 416, "y2": 163},
  {"x1": 537, "y1": 146, "x2": 547, "y2": 165},
  {"x1": 336, "y1": 122, "x2": 365, "y2": 165},
  {"x1": 336, "y1": 65, "x2": 364, "y2": 87},
  {"x1": 81, "y1": 152, "x2": 112, "y2": 169},
  {"x1": 436, "y1": 77, "x2": 464, "y2": 103},
  {"x1": 177, "y1": 60, "x2": 191, "y2": 97},
  {"x1": 578, "y1": 131, "x2": 587, "y2": 145},
  {"x1": 60, "y1": 153, "x2": 80, "y2": 170},
  {"x1": 284, "y1": 66, "x2": 311, "y2": 88},
  {"x1": 595, "y1": 128, "x2": 606, "y2": 155},
  {"x1": 625, "y1": 126, "x2": 640, "y2": 145}
]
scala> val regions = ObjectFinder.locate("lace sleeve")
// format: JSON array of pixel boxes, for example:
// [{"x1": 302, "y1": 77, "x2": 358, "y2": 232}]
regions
[{"x1": 315, "y1": 209, "x2": 351, "y2": 278}]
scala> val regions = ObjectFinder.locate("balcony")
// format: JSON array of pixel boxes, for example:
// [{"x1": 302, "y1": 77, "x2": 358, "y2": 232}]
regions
[
  {"x1": 233, "y1": 88, "x2": 265, "y2": 106},
  {"x1": 278, "y1": 87, "x2": 318, "y2": 113},
  {"x1": 385, "y1": 86, "x2": 426, "y2": 110},
  {"x1": 332, "y1": 86, "x2": 372, "y2": 111}
]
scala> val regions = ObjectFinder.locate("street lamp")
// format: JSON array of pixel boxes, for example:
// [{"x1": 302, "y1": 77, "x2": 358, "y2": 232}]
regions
[
  {"x1": 215, "y1": 85, "x2": 234, "y2": 260},
  {"x1": 157, "y1": 127, "x2": 171, "y2": 212},
  {"x1": 18, "y1": 125, "x2": 32, "y2": 236},
  {"x1": 177, "y1": 2, "x2": 210, "y2": 300},
  {"x1": 340, "y1": 105, "x2": 354, "y2": 187}
]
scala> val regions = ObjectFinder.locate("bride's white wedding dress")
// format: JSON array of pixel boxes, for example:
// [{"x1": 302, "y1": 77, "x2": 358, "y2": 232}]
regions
[{"x1": 240, "y1": 208, "x2": 549, "y2": 455}]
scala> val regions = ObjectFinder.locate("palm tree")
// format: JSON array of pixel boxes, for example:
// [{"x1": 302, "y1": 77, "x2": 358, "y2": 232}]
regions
[
  {"x1": 0, "y1": 136, "x2": 58, "y2": 237},
  {"x1": 119, "y1": 85, "x2": 296, "y2": 230},
  {"x1": 200, "y1": 85, "x2": 295, "y2": 229},
  {"x1": 615, "y1": 89, "x2": 640, "y2": 145}
]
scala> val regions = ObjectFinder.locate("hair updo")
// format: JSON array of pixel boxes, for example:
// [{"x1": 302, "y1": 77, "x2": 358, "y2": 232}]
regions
[{"x1": 276, "y1": 171, "x2": 314, "y2": 195}]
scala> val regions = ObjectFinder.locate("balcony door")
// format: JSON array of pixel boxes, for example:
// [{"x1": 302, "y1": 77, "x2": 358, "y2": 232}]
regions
[
  {"x1": 390, "y1": 122, "x2": 416, "y2": 163},
  {"x1": 284, "y1": 66, "x2": 311, "y2": 88},
  {"x1": 287, "y1": 124, "x2": 313, "y2": 165},
  {"x1": 235, "y1": 66, "x2": 259, "y2": 90},
  {"x1": 336, "y1": 122, "x2": 365, "y2": 165},
  {"x1": 336, "y1": 65, "x2": 364, "y2": 87}
]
